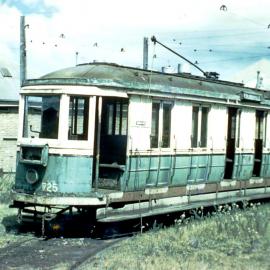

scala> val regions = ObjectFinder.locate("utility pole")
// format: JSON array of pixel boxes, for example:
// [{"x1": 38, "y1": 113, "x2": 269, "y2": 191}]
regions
[
  {"x1": 143, "y1": 37, "x2": 148, "y2": 70},
  {"x1": 20, "y1": 16, "x2": 27, "y2": 86}
]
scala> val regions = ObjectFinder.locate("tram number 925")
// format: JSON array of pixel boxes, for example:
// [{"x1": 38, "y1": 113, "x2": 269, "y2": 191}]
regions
[{"x1": 42, "y1": 181, "x2": 58, "y2": 192}]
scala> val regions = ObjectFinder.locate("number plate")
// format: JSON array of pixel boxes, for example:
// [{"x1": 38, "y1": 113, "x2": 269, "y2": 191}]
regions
[{"x1": 42, "y1": 182, "x2": 59, "y2": 192}]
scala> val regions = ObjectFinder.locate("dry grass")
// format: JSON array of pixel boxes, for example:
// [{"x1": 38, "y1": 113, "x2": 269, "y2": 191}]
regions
[{"x1": 78, "y1": 203, "x2": 270, "y2": 270}]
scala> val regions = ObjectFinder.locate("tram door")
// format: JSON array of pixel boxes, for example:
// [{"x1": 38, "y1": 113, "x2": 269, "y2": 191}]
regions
[
  {"x1": 252, "y1": 111, "x2": 264, "y2": 177},
  {"x1": 93, "y1": 96, "x2": 128, "y2": 189},
  {"x1": 224, "y1": 108, "x2": 238, "y2": 179}
]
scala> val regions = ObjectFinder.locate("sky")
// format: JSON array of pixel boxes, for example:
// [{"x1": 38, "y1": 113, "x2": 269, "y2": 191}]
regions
[{"x1": 1, "y1": 0, "x2": 270, "y2": 83}]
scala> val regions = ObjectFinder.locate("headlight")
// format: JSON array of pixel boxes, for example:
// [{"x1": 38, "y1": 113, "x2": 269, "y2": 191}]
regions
[{"x1": 25, "y1": 168, "x2": 39, "y2": 184}]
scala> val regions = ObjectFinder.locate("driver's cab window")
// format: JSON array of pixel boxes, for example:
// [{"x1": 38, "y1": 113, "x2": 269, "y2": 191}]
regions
[
  {"x1": 68, "y1": 96, "x2": 89, "y2": 140},
  {"x1": 23, "y1": 95, "x2": 60, "y2": 139}
]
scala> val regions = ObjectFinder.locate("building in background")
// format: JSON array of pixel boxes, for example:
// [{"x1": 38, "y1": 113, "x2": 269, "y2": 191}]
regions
[{"x1": 0, "y1": 59, "x2": 19, "y2": 175}]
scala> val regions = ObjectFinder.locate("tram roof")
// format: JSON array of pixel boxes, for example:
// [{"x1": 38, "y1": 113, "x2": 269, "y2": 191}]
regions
[{"x1": 24, "y1": 62, "x2": 270, "y2": 105}]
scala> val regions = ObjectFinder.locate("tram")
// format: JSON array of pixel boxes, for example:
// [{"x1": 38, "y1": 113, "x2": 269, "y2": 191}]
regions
[{"x1": 10, "y1": 60, "x2": 270, "y2": 226}]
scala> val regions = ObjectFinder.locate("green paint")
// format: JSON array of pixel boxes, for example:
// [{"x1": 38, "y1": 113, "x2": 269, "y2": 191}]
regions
[
  {"x1": 15, "y1": 152, "x2": 93, "y2": 194},
  {"x1": 123, "y1": 154, "x2": 226, "y2": 191}
]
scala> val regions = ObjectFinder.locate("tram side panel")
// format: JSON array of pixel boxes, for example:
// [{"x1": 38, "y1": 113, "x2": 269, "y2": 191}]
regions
[
  {"x1": 231, "y1": 109, "x2": 255, "y2": 180},
  {"x1": 124, "y1": 97, "x2": 234, "y2": 191},
  {"x1": 261, "y1": 113, "x2": 270, "y2": 177},
  {"x1": 206, "y1": 105, "x2": 227, "y2": 182},
  {"x1": 170, "y1": 101, "x2": 192, "y2": 186},
  {"x1": 125, "y1": 95, "x2": 152, "y2": 191}
]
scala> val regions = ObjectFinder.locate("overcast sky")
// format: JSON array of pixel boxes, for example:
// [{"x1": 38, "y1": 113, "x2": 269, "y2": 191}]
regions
[{"x1": 1, "y1": 0, "x2": 270, "y2": 82}]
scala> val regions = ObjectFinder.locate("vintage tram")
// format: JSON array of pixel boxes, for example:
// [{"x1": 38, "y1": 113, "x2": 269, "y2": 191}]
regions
[{"x1": 10, "y1": 61, "x2": 270, "y2": 227}]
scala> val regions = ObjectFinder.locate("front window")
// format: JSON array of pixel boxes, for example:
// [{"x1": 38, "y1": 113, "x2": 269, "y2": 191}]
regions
[
  {"x1": 23, "y1": 95, "x2": 60, "y2": 139},
  {"x1": 68, "y1": 96, "x2": 89, "y2": 140}
]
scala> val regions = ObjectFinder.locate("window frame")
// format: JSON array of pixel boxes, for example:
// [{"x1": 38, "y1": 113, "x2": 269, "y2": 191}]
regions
[
  {"x1": 191, "y1": 104, "x2": 210, "y2": 148},
  {"x1": 104, "y1": 99, "x2": 128, "y2": 136},
  {"x1": 22, "y1": 95, "x2": 61, "y2": 140},
  {"x1": 68, "y1": 95, "x2": 90, "y2": 141},
  {"x1": 151, "y1": 100, "x2": 172, "y2": 149}
]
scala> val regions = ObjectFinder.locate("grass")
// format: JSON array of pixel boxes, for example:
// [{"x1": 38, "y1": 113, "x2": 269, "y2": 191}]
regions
[
  {"x1": 0, "y1": 174, "x2": 30, "y2": 248},
  {"x1": 0, "y1": 204, "x2": 28, "y2": 248},
  {"x1": 0, "y1": 173, "x2": 14, "y2": 192},
  {"x1": 1, "y1": 172, "x2": 270, "y2": 269},
  {"x1": 0, "y1": 173, "x2": 14, "y2": 204},
  {"x1": 78, "y1": 203, "x2": 270, "y2": 270}
]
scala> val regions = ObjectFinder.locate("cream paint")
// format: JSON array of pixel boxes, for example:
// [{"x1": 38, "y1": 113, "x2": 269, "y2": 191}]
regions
[
  {"x1": 220, "y1": 180, "x2": 237, "y2": 187},
  {"x1": 207, "y1": 105, "x2": 227, "y2": 150},
  {"x1": 21, "y1": 85, "x2": 128, "y2": 98},
  {"x1": 128, "y1": 95, "x2": 152, "y2": 150},
  {"x1": 265, "y1": 114, "x2": 270, "y2": 150},
  {"x1": 238, "y1": 108, "x2": 256, "y2": 150},
  {"x1": 171, "y1": 101, "x2": 192, "y2": 149}
]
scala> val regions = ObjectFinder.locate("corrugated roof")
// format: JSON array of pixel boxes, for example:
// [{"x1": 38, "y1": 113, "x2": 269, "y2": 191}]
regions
[{"x1": 0, "y1": 59, "x2": 19, "y2": 102}]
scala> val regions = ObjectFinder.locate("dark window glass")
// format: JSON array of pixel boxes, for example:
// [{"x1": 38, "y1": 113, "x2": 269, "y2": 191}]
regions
[
  {"x1": 162, "y1": 103, "x2": 172, "y2": 148},
  {"x1": 105, "y1": 100, "x2": 128, "y2": 135},
  {"x1": 106, "y1": 104, "x2": 114, "y2": 135},
  {"x1": 23, "y1": 95, "x2": 60, "y2": 139},
  {"x1": 200, "y1": 107, "x2": 208, "y2": 147},
  {"x1": 191, "y1": 106, "x2": 199, "y2": 147},
  {"x1": 115, "y1": 102, "x2": 121, "y2": 135},
  {"x1": 151, "y1": 103, "x2": 160, "y2": 148},
  {"x1": 230, "y1": 114, "x2": 236, "y2": 139},
  {"x1": 255, "y1": 111, "x2": 265, "y2": 140},
  {"x1": 121, "y1": 103, "x2": 128, "y2": 135},
  {"x1": 264, "y1": 113, "x2": 268, "y2": 147},
  {"x1": 68, "y1": 96, "x2": 89, "y2": 140},
  {"x1": 236, "y1": 110, "x2": 241, "y2": 147}
]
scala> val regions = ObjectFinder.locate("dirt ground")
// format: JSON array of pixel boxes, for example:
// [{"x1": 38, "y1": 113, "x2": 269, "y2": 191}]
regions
[{"x1": 0, "y1": 203, "x2": 126, "y2": 270}]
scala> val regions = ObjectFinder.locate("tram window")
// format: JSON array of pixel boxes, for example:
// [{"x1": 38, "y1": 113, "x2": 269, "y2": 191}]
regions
[
  {"x1": 106, "y1": 104, "x2": 114, "y2": 135},
  {"x1": 264, "y1": 113, "x2": 268, "y2": 147},
  {"x1": 230, "y1": 114, "x2": 237, "y2": 139},
  {"x1": 162, "y1": 103, "x2": 172, "y2": 148},
  {"x1": 23, "y1": 95, "x2": 60, "y2": 139},
  {"x1": 200, "y1": 107, "x2": 208, "y2": 147},
  {"x1": 68, "y1": 96, "x2": 89, "y2": 140},
  {"x1": 191, "y1": 107, "x2": 199, "y2": 147},
  {"x1": 151, "y1": 101, "x2": 172, "y2": 148},
  {"x1": 236, "y1": 110, "x2": 241, "y2": 148},
  {"x1": 191, "y1": 105, "x2": 209, "y2": 148},
  {"x1": 121, "y1": 103, "x2": 128, "y2": 135},
  {"x1": 255, "y1": 111, "x2": 267, "y2": 146},
  {"x1": 151, "y1": 103, "x2": 160, "y2": 148},
  {"x1": 105, "y1": 100, "x2": 128, "y2": 136}
]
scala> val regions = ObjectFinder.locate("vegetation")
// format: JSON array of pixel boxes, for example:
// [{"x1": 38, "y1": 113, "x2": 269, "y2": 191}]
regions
[
  {"x1": 1, "y1": 172, "x2": 270, "y2": 269},
  {"x1": 0, "y1": 173, "x2": 14, "y2": 203},
  {"x1": 0, "y1": 174, "x2": 25, "y2": 248},
  {"x1": 0, "y1": 204, "x2": 27, "y2": 248},
  {"x1": 79, "y1": 203, "x2": 270, "y2": 270}
]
